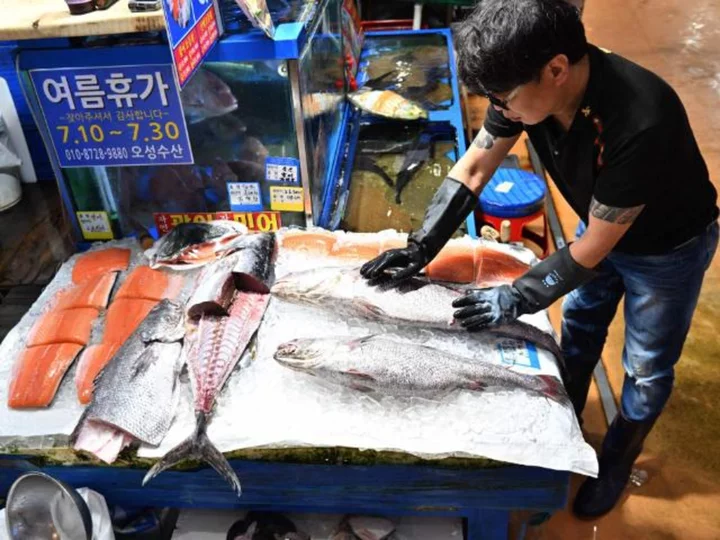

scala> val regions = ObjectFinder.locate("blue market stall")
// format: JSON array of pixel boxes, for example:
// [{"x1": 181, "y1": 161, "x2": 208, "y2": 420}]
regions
[{"x1": 0, "y1": 1, "x2": 573, "y2": 537}]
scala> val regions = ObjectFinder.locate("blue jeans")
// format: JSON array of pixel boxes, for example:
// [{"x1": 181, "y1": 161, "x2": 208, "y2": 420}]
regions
[{"x1": 561, "y1": 220, "x2": 719, "y2": 422}]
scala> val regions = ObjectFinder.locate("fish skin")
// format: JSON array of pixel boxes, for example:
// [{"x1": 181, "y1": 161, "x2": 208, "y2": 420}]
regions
[
  {"x1": 348, "y1": 89, "x2": 428, "y2": 121},
  {"x1": 270, "y1": 266, "x2": 564, "y2": 362},
  {"x1": 143, "y1": 292, "x2": 271, "y2": 495},
  {"x1": 76, "y1": 300, "x2": 186, "y2": 447},
  {"x1": 149, "y1": 220, "x2": 248, "y2": 268},
  {"x1": 233, "y1": 233, "x2": 277, "y2": 293},
  {"x1": 181, "y1": 68, "x2": 237, "y2": 125},
  {"x1": 274, "y1": 335, "x2": 566, "y2": 403}
]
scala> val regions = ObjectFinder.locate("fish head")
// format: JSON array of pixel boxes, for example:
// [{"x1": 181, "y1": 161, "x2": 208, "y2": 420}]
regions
[
  {"x1": 181, "y1": 69, "x2": 238, "y2": 124},
  {"x1": 140, "y1": 299, "x2": 185, "y2": 343},
  {"x1": 271, "y1": 267, "x2": 350, "y2": 303},
  {"x1": 274, "y1": 338, "x2": 328, "y2": 371},
  {"x1": 402, "y1": 101, "x2": 429, "y2": 121}
]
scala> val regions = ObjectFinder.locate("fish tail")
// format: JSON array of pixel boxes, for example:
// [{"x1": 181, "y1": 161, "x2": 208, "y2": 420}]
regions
[
  {"x1": 195, "y1": 423, "x2": 243, "y2": 497},
  {"x1": 142, "y1": 413, "x2": 242, "y2": 496},
  {"x1": 538, "y1": 375, "x2": 568, "y2": 405}
]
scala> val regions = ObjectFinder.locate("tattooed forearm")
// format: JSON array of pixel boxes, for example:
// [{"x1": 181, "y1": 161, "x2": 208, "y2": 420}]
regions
[
  {"x1": 473, "y1": 127, "x2": 497, "y2": 150},
  {"x1": 589, "y1": 197, "x2": 645, "y2": 224}
]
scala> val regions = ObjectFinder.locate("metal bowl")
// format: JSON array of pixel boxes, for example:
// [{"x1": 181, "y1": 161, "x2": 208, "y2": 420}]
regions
[{"x1": 5, "y1": 471, "x2": 92, "y2": 540}]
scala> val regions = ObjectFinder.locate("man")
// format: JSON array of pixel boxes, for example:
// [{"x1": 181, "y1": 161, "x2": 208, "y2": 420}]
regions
[{"x1": 360, "y1": 0, "x2": 718, "y2": 519}]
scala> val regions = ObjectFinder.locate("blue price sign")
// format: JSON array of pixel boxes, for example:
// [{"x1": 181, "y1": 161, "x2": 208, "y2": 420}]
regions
[{"x1": 30, "y1": 64, "x2": 194, "y2": 168}]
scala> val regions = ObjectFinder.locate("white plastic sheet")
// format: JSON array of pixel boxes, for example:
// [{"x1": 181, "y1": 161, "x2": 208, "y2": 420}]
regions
[{"x1": 141, "y1": 232, "x2": 598, "y2": 477}]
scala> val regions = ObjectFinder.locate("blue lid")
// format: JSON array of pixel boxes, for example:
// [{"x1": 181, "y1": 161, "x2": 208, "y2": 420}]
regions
[{"x1": 479, "y1": 168, "x2": 546, "y2": 217}]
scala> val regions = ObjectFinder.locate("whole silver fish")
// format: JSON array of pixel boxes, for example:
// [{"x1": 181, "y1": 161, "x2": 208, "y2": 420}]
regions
[
  {"x1": 75, "y1": 300, "x2": 186, "y2": 446},
  {"x1": 143, "y1": 292, "x2": 271, "y2": 496},
  {"x1": 271, "y1": 266, "x2": 564, "y2": 362},
  {"x1": 275, "y1": 335, "x2": 566, "y2": 403}
]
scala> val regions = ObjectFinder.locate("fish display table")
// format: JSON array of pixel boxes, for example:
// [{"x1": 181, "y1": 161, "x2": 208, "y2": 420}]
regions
[
  {"x1": 0, "y1": 447, "x2": 570, "y2": 539},
  {"x1": 0, "y1": 0, "x2": 164, "y2": 41},
  {"x1": 0, "y1": 231, "x2": 585, "y2": 538}
]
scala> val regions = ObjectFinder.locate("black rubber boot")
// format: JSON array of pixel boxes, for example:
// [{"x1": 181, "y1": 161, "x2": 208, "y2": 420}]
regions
[
  {"x1": 563, "y1": 362, "x2": 596, "y2": 426},
  {"x1": 573, "y1": 413, "x2": 657, "y2": 519}
]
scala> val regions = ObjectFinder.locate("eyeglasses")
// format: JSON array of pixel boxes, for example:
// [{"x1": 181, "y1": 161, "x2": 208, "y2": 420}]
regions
[{"x1": 482, "y1": 86, "x2": 521, "y2": 111}]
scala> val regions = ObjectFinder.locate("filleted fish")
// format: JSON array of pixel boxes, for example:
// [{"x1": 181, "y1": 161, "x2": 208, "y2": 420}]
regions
[
  {"x1": 72, "y1": 300, "x2": 186, "y2": 459},
  {"x1": 271, "y1": 266, "x2": 563, "y2": 361},
  {"x1": 143, "y1": 291, "x2": 271, "y2": 495},
  {"x1": 274, "y1": 335, "x2": 566, "y2": 402},
  {"x1": 185, "y1": 232, "x2": 277, "y2": 318},
  {"x1": 347, "y1": 88, "x2": 428, "y2": 121}
]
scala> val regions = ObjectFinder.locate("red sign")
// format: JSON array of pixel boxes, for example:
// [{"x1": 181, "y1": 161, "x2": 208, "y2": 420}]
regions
[{"x1": 154, "y1": 211, "x2": 282, "y2": 235}]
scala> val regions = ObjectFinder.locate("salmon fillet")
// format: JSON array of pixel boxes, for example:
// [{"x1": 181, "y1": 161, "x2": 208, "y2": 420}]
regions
[
  {"x1": 72, "y1": 248, "x2": 131, "y2": 284},
  {"x1": 279, "y1": 231, "x2": 337, "y2": 256},
  {"x1": 474, "y1": 246, "x2": 530, "y2": 287},
  {"x1": 52, "y1": 272, "x2": 117, "y2": 311},
  {"x1": 103, "y1": 298, "x2": 158, "y2": 344},
  {"x1": 75, "y1": 343, "x2": 121, "y2": 404},
  {"x1": 330, "y1": 239, "x2": 381, "y2": 260},
  {"x1": 8, "y1": 344, "x2": 84, "y2": 408},
  {"x1": 426, "y1": 244, "x2": 476, "y2": 283},
  {"x1": 279, "y1": 231, "x2": 530, "y2": 285},
  {"x1": 27, "y1": 308, "x2": 98, "y2": 347},
  {"x1": 114, "y1": 266, "x2": 183, "y2": 302}
]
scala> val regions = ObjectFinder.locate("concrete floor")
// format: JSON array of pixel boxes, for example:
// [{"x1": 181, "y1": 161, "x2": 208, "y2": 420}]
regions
[{"x1": 538, "y1": 1, "x2": 720, "y2": 537}]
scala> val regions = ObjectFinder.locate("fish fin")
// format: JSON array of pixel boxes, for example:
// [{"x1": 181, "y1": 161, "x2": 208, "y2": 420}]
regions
[
  {"x1": 142, "y1": 414, "x2": 242, "y2": 496},
  {"x1": 537, "y1": 375, "x2": 569, "y2": 406},
  {"x1": 142, "y1": 434, "x2": 195, "y2": 487},
  {"x1": 350, "y1": 384, "x2": 375, "y2": 393},
  {"x1": 196, "y1": 429, "x2": 243, "y2": 496},
  {"x1": 465, "y1": 381, "x2": 488, "y2": 392},
  {"x1": 356, "y1": 299, "x2": 387, "y2": 319},
  {"x1": 343, "y1": 368, "x2": 376, "y2": 381},
  {"x1": 130, "y1": 346, "x2": 159, "y2": 378}
]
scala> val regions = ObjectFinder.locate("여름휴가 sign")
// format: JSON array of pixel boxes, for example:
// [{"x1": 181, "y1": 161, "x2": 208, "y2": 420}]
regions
[{"x1": 30, "y1": 64, "x2": 194, "y2": 167}]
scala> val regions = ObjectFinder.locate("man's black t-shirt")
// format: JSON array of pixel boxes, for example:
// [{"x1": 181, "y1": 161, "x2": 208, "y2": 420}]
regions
[{"x1": 484, "y1": 44, "x2": 719, "y2": 255}]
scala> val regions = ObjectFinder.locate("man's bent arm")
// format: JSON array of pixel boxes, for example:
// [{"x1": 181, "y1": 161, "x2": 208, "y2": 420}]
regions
[
  {"x1": 449, "y1": 127, "x2": 521, "y2": 195},
  {"x1": 570, "y1": 197, "x2": 645, "y2": 268}
]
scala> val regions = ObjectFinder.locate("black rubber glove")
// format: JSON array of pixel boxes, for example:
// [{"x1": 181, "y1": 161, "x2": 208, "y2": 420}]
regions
[
  {"x1": 452, "y1": 246, "x2": 597, "y2": 331},
  {"x1": 360, "y1": 177, "x2": 478, "y2": 282}
]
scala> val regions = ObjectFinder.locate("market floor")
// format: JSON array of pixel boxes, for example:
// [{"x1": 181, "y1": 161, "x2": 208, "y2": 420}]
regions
[{"x1": 535, "y1": 0, "x2": 720, "y2": 537}]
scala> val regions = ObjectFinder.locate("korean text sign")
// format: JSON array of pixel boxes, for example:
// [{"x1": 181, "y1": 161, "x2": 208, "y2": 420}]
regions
[
  {"x1": 30, "y1": 65, "x2": 194, "y2": 168},
  {"x1": 164, "y1": 0, "x2": 221, "y2": 87}
]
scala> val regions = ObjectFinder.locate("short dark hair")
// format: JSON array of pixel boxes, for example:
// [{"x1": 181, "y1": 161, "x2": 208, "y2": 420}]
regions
[{"x1": 454, "y1": 0, "x2": 588, "y2": 95}]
